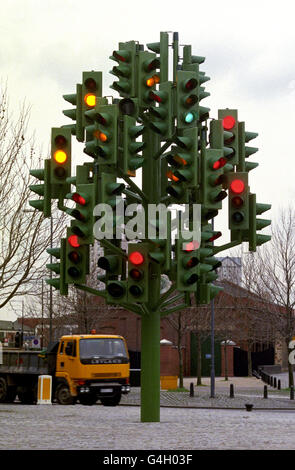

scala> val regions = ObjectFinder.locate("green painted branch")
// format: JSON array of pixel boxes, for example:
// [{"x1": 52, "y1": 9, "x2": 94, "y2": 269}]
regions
[
  {"x1": 73, "y1": 284, "x2": 107, "y2": 298},
  {"x1": 117, "y1": 168, "x2": 149, "y2": 203},
  {"x1": 161, "y1": 293, "x2": 185, "y2": 308},
  {"x1": 123, "y1": 188, "x2": 142, "y2": 203},
  {"x1": 119, "y1": 303, "x2": 144, "y2": 315},
  {"x1": 213, "y1": 238, "x2": 241, "y2": 255},
  {"x1": 100, "y1": 239, "x2": 127, "y2": 258},
  {"x1": 156, "y1": 283, "x2": 177, "y2": 308},
  {"x1": 160, "y1": 303, "x2": 189, "y2": 317},
  {"x1": 153, "y1": 139, "x2": 174, "y2": 161}
]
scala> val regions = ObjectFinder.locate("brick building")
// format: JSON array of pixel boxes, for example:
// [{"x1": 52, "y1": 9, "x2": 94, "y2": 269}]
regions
[{"x1": 22, "y1": 277, "x2": 290, "y2": 378}]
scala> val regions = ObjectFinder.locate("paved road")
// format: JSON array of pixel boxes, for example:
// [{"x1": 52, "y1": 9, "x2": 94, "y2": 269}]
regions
[{"x1": 0, "y1": 403, "x2": 295, "y2": 450}]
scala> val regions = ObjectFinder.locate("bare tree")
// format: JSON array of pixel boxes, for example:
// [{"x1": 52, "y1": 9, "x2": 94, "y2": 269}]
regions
[
  {"x1": 243, "y1": 207, "x2": 295, "y2": 387},
  {"x1": 0, "y1": 83, "x2": 59, "y2": 311}
]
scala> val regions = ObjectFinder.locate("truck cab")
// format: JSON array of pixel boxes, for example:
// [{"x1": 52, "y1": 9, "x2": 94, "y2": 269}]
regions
[
  {"x1": 0, "y1": 333, "x2": 130, "y2": 406},
  {"x1": 55, "y1": 334, "x2": 130, "y2": 405}
]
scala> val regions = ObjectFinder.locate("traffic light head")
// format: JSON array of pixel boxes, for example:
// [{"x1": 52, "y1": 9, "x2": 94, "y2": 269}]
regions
[
  {"x1": 137, "y1": 50, "x2": 160, "y2": 108},
  {"x1": 63, "y1": 84, "x2": 84, "y2": 142},
  {"x1": 29, "y1": 159, "x2": 51, "y2": 217},
  {"x1": 248, "y1": 193, "x2": 271, "y2": 251},
  {"x1": 110, "y1": 41, "x2": 137, "y2": 98},
  {"x1": 46, "y1": 239, "x2": 68, "y2": 295},
  {"x1": 50, "y1": 128, "x2": 71, "y2": 198},
  {"x1": 65, "y1": 227, "x2": 88, "y2": 284},
  {"x1": 127, "y1": 243, "x2": 149, "y2": 303},
  {"x1": 176, "y1": 235, "x2": 199, "y2": 292},
  {"x1": 176, "y1": 70, "x2": 199, "y2": 129},
  {"x1": 66, "y1": 183, "x2": 95, "y2": 245},
  {"x1": 218, "y1": 109, "x2": 239, "y2": 165},
  {"x1": 149, "y1": 81, "x2": 173, "y2": 140},
  {"x1": 81, "y1": 71, "x2": 102, "y2": 131},
  {"x1": 201, "y1": 148, "x2": 231, "y2": 213},
  {"x1": 122, "y1": 115, "x2": 145, "y2": 175},
  {"x1": 84, "y1": 104, "x2": 118, "y2": 164},
  {"x1": 227, "y1": 172, "x2": 249, "y2": 230}
]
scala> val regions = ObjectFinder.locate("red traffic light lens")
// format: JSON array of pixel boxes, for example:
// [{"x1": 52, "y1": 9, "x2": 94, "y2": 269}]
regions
[
  {"x1": 230, "y1": 179, "x2": 245, "y2": 194},
  {"x1": 72, "y1": 193, "x2": 86, "y2": 205},
  {"x1": 184, "y1": 241, "x2": 199, "y2": 251},
  {"x1": 129, "y1": 251, "x2": 144, "y2": 265},
  {"x1": 185, "y1": 78, "x2": 197, "y2": 91},
  {"x1": 54, "y1": 134, "x2": 67, "y2": 148},
  {"x1": 84, "y1": 77, "x2": 97, "y2": 91},
  {"x1": 222, "y1": 115, "x2": 236, "y2": 130},
  {"x1": 68, "y1": 234, "x2": 80, "y2": 248},
  {"x1": 149, "y1": 91, "x2": 162, "y2": 103},
  {"x1": 212, "y1": 157, "x2": 227, "y2": 170},
  {"x1": 208, "y1": 231, "x2": 222, "y2": 242}
]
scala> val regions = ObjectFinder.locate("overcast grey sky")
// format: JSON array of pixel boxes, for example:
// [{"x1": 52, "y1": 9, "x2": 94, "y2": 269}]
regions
[{"x1": 1, "y1": 0, "x2": 294, "y2": 319}]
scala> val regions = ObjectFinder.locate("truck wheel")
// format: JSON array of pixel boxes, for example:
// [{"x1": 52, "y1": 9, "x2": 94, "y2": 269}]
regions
[
  {"x1": 0, "y1": 377, "x2": 8, "y2": 403},
  {"x1": 100, "y1": 394, "x2": 121, "y2": 406},
  {"x1": 79, "y1": 394, "x2": 97, "y2": 406},
  {"x1": 56, "y1": 384, "x2": 75, "y2": 405}
]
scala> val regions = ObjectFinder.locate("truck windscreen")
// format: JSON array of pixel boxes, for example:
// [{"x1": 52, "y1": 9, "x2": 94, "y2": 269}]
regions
[{"x1": 79, "y1": 338, "x2": 127, "y2": 360}]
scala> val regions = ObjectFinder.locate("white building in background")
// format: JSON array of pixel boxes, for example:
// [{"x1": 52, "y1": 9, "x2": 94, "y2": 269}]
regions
[{"x1": 217, "y1": 257, "x2": 242, "y2": 286}]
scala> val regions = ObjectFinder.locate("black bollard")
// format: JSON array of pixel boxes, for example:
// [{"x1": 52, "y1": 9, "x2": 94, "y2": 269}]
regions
[
  {"x1": 230, "y1": 383, "x2": 234, "y2": 398},
  {"x1": 278, "y1": 380, "x2": 281, "y2": 390},
  {"x1": 290, "y1": 386, "x2": 294, "y2": 400},
  {"x1": 263, "y1": 385, "x2": 268, "y2": 399},
  {"x1": 274, "y1": 377, "x2": 277, "y2": 388},
  {"x1": 189, "y1": 382, "x2": 194, "y2": 397},
  {"x1": 245, "y1": 403, "x2": 253, "y2": 412},
  {"x1": 270, "y1": 376, "x2": 273, "y2": 387}
]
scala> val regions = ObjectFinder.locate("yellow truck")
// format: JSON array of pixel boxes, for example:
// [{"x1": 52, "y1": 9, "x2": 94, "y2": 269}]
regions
[{"x1": 0, "y1": 333, "x2": 130, "y2": 406}]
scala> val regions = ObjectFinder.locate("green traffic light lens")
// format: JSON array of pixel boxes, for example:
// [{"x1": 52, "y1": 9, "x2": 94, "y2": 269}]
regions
[
  {"x1": 107, "y1": 282, "x2": 126, "y2": 298},
  {"x1": 54, "y1": 167, "x2": 67, "y2": 179},
  {"x1": 184, "y1": 112, "x2": 195, "y2": 124},
  {"x1": 232, "y1": 211, "x2": 244, "y2": 223},
  {"x1": 129, "y1": 285, "x2": 143, "y2": 297},
  {"x1": 68, "y1": 267, "x2": 81, "y2": 278}
]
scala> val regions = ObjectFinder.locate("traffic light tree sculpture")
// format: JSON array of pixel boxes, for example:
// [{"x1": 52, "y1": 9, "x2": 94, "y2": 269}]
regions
[{"x1": 29, "y1": 32, "x2": 271, "y2": 422}]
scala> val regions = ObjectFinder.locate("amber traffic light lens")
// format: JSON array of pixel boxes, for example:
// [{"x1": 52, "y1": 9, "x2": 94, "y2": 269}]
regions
[
  {"x1": 53, "y1": 150, "x2": 67, "y2": 164},
  {"x1": 84, "y1": 93, "x2": 96, "y2": 107}
]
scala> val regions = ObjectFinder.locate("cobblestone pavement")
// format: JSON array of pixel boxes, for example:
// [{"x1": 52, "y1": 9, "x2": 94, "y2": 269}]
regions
[
  {"x1": 1, "y1": 403, "x2": 295, "y2": 450},
  {"x1": 121, "y1": 376, "x2": 295, "y2": 409},
  {"x1": 1, "y1": 378, "x2": 295, "y2": 450}
]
